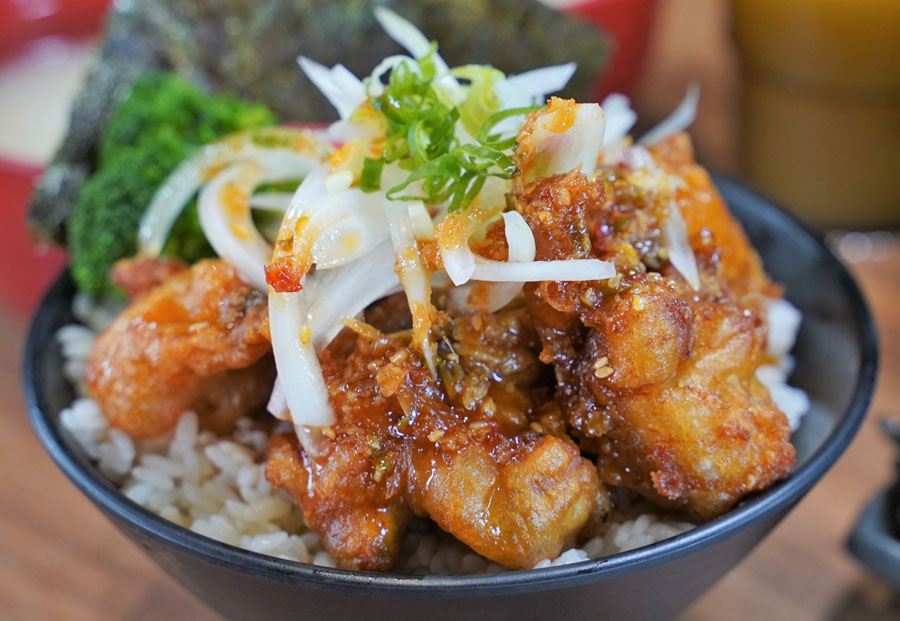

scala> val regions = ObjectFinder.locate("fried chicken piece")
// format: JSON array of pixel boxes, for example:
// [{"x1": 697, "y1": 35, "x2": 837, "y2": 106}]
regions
[
  {"x1": 266, "y1": 432, "x2": 410, "y2": 572},
  {"x1": 513, "y1": 150, "x2": 794, "y2": 521},
  {"x1": 588, "y1": 277, "x2": 794, "y2": 520},
  {"x1": 109, "y1": 256, "x2": 188, "y2": 298},
  {"x1": 266, "y1": 316, "x2": 602, "y2": 571},
  {"x1": 513, "y1": 169, "x2": 616, "y2": 442},
  {"x1": 86, "y1": 259, "x2": 274, "y2": 437}
]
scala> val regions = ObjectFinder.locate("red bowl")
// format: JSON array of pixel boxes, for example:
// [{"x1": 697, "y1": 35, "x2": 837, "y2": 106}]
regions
[
  {"x1": 568, "y1": 0, "x2": 658, "y2": 97},
  {"x1": 0, "y1": 0, "x2": 108, "y2": 314},
  {"x1": 0, "y1": 159, "x2": 67, "y2": 315},
  {"x1": 0, "y1": 0, "x2": 110, "y2": 60}
]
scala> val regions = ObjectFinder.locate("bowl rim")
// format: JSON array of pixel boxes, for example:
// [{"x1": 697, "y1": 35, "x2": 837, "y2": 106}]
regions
[{"x1": 23, "y1": 172, "x2": 879, "y2": 594}]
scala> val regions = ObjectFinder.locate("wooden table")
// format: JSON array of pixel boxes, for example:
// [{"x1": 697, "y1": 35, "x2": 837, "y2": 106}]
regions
[{"x1": 3, "y1": 1, "x2": 899, "y2": 618}]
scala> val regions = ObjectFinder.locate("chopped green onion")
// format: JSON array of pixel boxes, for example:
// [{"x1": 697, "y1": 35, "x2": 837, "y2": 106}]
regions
[
  {"x1": 478, "y1": 106, "x2": 542, "y2": 149},
  {"x1": 360, "y1": 157, "x2": 384, "y2": 191},
  {"x1": 364, "y1": 46, "x2": 544, "y2": 211}
]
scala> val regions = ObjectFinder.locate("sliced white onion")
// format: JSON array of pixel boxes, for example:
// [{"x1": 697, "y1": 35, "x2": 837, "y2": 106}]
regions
[
  {"x1": 325, "y1": 169, "x2": 354, "y2": 193},
  {"x1": 268, "y1": 243, "x2": 403, "y2": 432},
  {"x1": 600, "y1": 93, "x2": 638, "y2": 146},
  {"x1": 268, "y1": 174, "x2": 402, "y2": 431},
  {"x1": 441, "y1": 245, "x2": 476, "y2": 286},
  {"x1": 266, "y1": 377, "x2": 289, "y2": 420},
  {"x1": 471, "y1": 256, "x2": 615, "y2": 282},
  {"x1": 198, "y1": 163, "x2": 272, "y2": 290},
  {"x1": 313, "y1": 190, "x2": 389, "y2": 267},
  {"x1": 449, "y1": 211, "x2": 537, "y2": 313},
  {"x1": 491, "y1": 62, "x2": 577, "y2": 134},
  {"x1": 408, "y1": 201, "x2": 435, "y2": 240},
  {"x1": 327, "y1": 118, "x2": 385, "y2": 144},
  {"x1": 138, "y1": 129, "x2": 328, "y2": 257},
  {"x1": 374, "y1": 7, "x2": 450, "y2": 74},
  {"x1": 385, "y1": 200, "x2": 437, "y2": 373},
  {"x1": 298, "y1": 56, "x2": 367, "y2": 121},
  {"x1": 498, "y1": 63, "x2": 577, "y2": 107},
  {"x1": 267, "y1": 377, "x2": 330, "y2": 457},
  {"x1": 373, "y1": 7, "x2": 459, "y2": 95},
  {"x1": 198, "y1": 149, "x2": 320, "y2": 291},
  {"x1": 526, "y1": 103, "x2": 606, "y2": 181},
  {"x1": 502, "y1": 210, "x2": 536, "y2": 260},
  {"x1": 275, "y1": 163, "x2": 390, "y2": 271},
  {"x1": 268, "y1": 288, "x2": 335, "y2": 428},
  {"x1": 434, "y1": 175, "x2": 510, "y2": 286},
  {"x1": 662, "y1": 199, "x2": 700, "y2": 290},
  {"x1": 638, "y1": 83, "x2": 700, "y2": 146},
  {"x1": 305, "y1": 241, "x2": 402, "y2": 348}
]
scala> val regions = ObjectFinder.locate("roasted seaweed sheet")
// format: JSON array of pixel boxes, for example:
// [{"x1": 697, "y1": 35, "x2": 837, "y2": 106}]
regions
[{"x1": 28, "y1": 0, "x2": 609, "y2": 244}]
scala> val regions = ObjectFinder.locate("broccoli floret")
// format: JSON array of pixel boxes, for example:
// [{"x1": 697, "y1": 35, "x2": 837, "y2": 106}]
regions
[{"x1": 68, "y1": 71, "x2": 276, "y2": 297}]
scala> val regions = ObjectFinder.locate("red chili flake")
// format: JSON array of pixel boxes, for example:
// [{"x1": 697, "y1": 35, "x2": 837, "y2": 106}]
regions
[{"x1": 265, "y1": 258, "x2": 305, "y2": 292}]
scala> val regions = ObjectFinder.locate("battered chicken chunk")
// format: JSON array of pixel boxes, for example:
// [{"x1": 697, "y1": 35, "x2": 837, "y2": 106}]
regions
[
  {"x1": 109, "y1": 256, "x2": 188, "y2": 299},
  {"x1": 512, "y1": 128, "x2": 795, "y2": 520},
  {"x1": 266, "y1": 315, "x2": 602, "y2": 571},
  {"x1": 86, "y1": 259, "x2": 274, "y2": 437},
  {"x1": 590, "y1": 279, "x2": 794, "y2": 518}
]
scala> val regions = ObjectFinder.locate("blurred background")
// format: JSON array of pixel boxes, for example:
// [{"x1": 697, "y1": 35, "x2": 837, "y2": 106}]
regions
[{"x1": 1, "y1": 0, "x2": 898, "y2": 618}]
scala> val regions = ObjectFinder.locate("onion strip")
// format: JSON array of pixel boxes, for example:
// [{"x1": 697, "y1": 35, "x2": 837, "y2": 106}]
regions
[
  {"x1": 138, "y1": 128, "x2": 328, "y2": 257},
  {"x1": 198, "y1": 149, "x2": 320, "y2": 291},
  {"x1": 662, "y1": 199, "x2": 700, "y2": 290},
  {"x1": 600, "y1": 93, "x2": 638, "y2": 146},
  {"x1": 525, "y1": 103, "x2": 606, "y2": 182},
  {"x1": 197, "y1": 162, "x2": 272, "y2": 291},
  {"x1": 448, "y1": 211, "x2": 537, "y2": 313},
  {"x1": 638, "y1": 83, "x2": 700, "y2": 146},
  {"x1": 298, "y1": 56, "x2": 367, "y2": 121},
  {"x1": 305, "y1": 241, "x2": 402, "y2": 348},
  {"x1": 471, "y1": 256, "x2": 615, "y2": 282},
  {"x1": 268, "y1": 287, "x2": 335, "y2": 428},
  {"x1": 374, "y1": 7, "x2": 452, "y2": 79},
  {"x1": 385, "y1": 201, "x2": 437, "y2": 373}
]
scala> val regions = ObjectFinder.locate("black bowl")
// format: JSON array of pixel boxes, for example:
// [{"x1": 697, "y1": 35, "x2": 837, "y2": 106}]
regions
[{"x1": 24, "y1": 174, "x2": 878, "y2": 620}]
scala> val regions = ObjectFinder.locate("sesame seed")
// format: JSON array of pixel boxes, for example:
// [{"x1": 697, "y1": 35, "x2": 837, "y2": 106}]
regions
[
  {"x1": 428, "y1": 429, "x2": 445, "y2": 443},
  {"x1": 593, "y1": 357, "x2": 614, "y2": 379}
]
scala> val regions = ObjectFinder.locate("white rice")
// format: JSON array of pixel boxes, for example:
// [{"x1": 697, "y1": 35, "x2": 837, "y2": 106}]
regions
[
  {"x1": 757, "y1": 298, "x2": 810, "y2": 431},
  {"x1": 56, "y1": 294, "x2": 807, "y2": 573}
]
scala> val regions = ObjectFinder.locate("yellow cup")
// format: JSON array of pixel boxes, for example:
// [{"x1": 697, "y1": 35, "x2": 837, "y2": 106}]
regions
[{"x1": 733, "y1": 0, "x2": 900, "y2": 229}]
